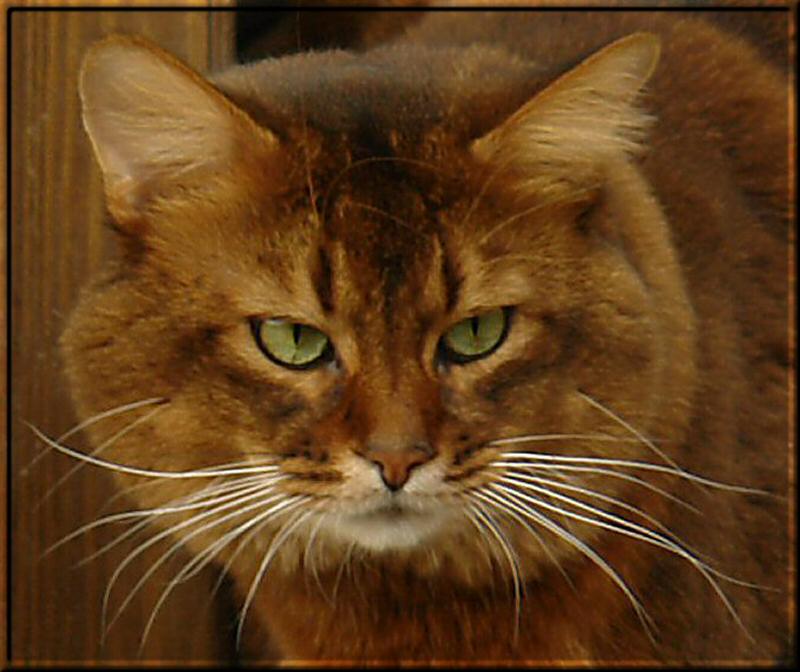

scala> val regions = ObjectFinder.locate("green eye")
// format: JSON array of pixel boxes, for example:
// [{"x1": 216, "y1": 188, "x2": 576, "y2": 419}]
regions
[
  {"x1": 252, "y1": 318, "x2": 332, "y2": 369},
  {"x1": 440, "y1": 308, "x2": 510, "y2": 364}
]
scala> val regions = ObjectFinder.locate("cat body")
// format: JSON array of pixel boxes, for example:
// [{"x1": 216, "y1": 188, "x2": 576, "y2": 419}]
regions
[{"x1": 61, "y1": 10, "x2": 790, "y2": 663}]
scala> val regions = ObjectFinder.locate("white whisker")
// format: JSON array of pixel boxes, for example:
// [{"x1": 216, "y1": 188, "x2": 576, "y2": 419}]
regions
[
  {"x1": 462, "y1": 163, "x2": 502, "y2": 235},
  {"x1": 477, "y1": 485, "x2": 656, "y2": 641},
  {"x1": 101, "y1": 480, "x2": 283, "y2": 637},
  {"x1": 331, "y1": 541, "x2": 357, "y2": 603},
  {"x1": 139, "y1": 495, "x2": 310, "y2": 652},
  {"x1": 467, "y1": 487, "x2": 577, "y2": 594},
  {"x1": 500, "y1": 469, "x2": 686, "y2": 539},
  {"x1": 495, "y1": 461, "x2": 701, "y2": 514},
  {"x1": 507, "y1": 473, "x2": 771, "y2": 593},
  {"x1": 34, "y1": 405, "x2": 167, "y2": 510},
  {"x1": 500, "y1": 475, "x2": 703, "y2": 571},
  {"x1": 493, "y1": 479, "x2": 754, "y2": 640},
  {"x1": 21, "y1": 397, "x2": 167, "y2": 475},
  {"x1": 29, "y1": 424, "x2": 280, "y2": 480},
  {"x1": 44, "y1": 475, "x2": 279, "y2": 561},
  {"x1": 488, "y1": 432, "x2": 644, "y2": 447},
  {"x1": 235, "y1": 508, "x2": 316, "y2": 649},
  {"x1": 495, "y1": 453, "x2": 767, "y2": 494},
  {"x1": 462, "y1": 499, "x2": 523, "y2": 642},
  {"x1": 302, "y1": 512, "x2": 333, "y2": 606},
  {"x1": 97, "y1": 479, "x2": 168, "y2": 516},
  {"x1": 184, "y1": 494, "x2": 308, "y2": 589},
  {"x1": 577, "y1": 391, "x2": 687, "y2": 478},
  {"x1": 208, "y1": 511, "x2": 285, "y2": 602},
  {"x1": 75, "y1": 477, "x2": 279, "y2": 568}
]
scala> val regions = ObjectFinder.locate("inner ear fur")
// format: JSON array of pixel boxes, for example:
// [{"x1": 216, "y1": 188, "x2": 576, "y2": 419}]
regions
[
  {"x1": 79, "y1": 35, "x2": 279, "y2": 223},
  {"x1": 472, "y1": 32, "x2": 661, "y2": 198}
]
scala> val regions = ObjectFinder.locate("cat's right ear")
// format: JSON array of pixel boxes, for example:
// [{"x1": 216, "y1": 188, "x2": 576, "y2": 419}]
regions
[{"x1": 79, "y1": 35, "x2": 279, "y2": 224}]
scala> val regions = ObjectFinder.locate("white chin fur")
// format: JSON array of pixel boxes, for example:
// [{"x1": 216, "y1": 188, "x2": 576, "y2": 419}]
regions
[{"x1": 332, "y1": 507, "x2": 450, "y2": 552}]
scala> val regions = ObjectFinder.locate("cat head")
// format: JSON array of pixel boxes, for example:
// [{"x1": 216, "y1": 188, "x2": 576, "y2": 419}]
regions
[{"x1": 62, "y1": 31, "x2": 696, "y2": 581}]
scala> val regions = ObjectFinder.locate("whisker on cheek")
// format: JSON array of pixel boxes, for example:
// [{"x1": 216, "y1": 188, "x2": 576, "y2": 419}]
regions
[
  {"x1": 21, "y1": 396, "x2": 168, "y2": 475},
  {"x1": 473, "y1": 485, "x2": 657, "y2": 643},
  {"x1": 235, "y1": 506, "x2": 318, "y2": 650},
  {"x1": 576, "y1": 391, "x2": 686, "y2": 479},
  {"x1": 493, "y1": 461, "x2": 702, "y2": 514},
  {"x1": 489, "y1": 479, "x2": 759, "y2": 641},
  {"x1": 33, "y1": 404, "x2": 168, "y2": 511},
  {"x1": 209, "y1": 495, "x2": 318, "y2": 602},
  {"x1": 493, "y1": 452, "x2": 770, "y2": 495},
  {"x1": 44, "y1": 474, "x2": 280, "y2": 562},
  {"x1": 29, "y1": 424, "x2": 281, "y2": 480},
  {"x1": 462, "y1": 498, "x2": 524, "y2": 643},
  {"x1": 140, "y1": 494, "x2": 312, "y2": 651},
  {"x1": 487, "y1": 432, "x2": 648, "y2": 447},
  {"x1": 301, "y1": 512, "x2": 333, "y2": 605},
  {"x1": 101, "y1": 482, "x2": 286, "y2": 639},
  {"x1": 501, "y1": 469, "x2": 684, "y2": 542}
]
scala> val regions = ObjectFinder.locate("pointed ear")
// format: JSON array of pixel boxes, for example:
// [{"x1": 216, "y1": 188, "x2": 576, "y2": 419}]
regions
[
  {"x1": 472, "y1": 32, "x2": 661, "y2": 196},
  {"x1": 80, "y1": 35, "x2": 278, "y2": 222}
]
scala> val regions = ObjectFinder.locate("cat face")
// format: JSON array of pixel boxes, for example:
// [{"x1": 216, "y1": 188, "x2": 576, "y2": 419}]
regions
[{"x1": 62, "y1": 32, "x2": 697, "y2": 583}]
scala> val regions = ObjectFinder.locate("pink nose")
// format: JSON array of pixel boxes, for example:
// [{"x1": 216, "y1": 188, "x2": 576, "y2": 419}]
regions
[{"x1": 365, "y1": 444, "x2": 434, "y2": 491}]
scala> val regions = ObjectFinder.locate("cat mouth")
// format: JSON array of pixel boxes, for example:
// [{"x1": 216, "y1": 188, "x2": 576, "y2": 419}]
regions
[
  {"x1": 334, "y1": 498, "x2": 450, "y2": 550},
  {"x1": 353, "y1": 501, "x2": 424, "y2": 521}
]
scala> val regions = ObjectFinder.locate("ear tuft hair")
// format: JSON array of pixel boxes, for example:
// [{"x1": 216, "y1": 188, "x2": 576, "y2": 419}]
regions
[
  {"x1": 79, "y1": 35, "x2": 277, "y2": 221},
  {"x1": 472, "y1": 33, "x2": 661, "y2": 196}
]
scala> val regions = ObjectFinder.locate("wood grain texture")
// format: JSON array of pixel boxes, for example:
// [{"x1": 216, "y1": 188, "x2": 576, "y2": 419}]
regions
[
  {"x1": 2, "y1": 3, "x2": 8, "y2": 663},
  {"x1": 8, "y1": 8, "x2": 240, "y2": 664}
]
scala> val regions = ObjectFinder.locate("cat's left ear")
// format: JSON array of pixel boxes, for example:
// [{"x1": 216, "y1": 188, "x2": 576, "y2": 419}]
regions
[
  {"x1": 472, "y1": 32, "x2": 660, "y2": 192},
  {"x1": 80, "y1": 35, "x2": 279, "y2": 223}
]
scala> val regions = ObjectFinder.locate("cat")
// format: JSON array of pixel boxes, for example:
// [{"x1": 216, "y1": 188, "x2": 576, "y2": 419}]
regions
[{"x1": 55, "y1": 8, "x2": 791, "y2": 664}]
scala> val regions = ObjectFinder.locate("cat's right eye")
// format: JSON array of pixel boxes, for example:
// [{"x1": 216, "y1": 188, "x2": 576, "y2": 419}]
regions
[{"x1": 251, "y1": 318, "x2": 333, "y2": 370}]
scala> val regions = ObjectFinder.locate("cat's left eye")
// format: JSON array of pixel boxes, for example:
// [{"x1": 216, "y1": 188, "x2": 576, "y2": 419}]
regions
[
  {"x1": 251, "y1": 318, "x2": 333, "y2": 369},
  {"x1": 439, "y1": 308, "x2": 511, "y2": 364}
]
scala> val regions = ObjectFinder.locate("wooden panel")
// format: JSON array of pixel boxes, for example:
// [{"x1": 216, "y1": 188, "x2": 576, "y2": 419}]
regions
[
  {"x1": 1, "y1": 2, "x2": 7, "y2": 660},
  {"x1": 9, "y1": 8, "x2": 240, "y2": 664}
]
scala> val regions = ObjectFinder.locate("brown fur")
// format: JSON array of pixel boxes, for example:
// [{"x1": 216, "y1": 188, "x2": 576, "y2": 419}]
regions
[{"x1": 61, "y1": 10, "x2": 791, "y2": 664}]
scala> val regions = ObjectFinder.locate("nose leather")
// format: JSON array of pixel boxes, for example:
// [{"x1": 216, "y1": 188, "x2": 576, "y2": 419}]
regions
[
  {"x1": 352, "y1": 372, "x2": 438, "y2": 491},
  {"x1": 365, "y1": 442, "x2": 434, "y2": 491}
]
